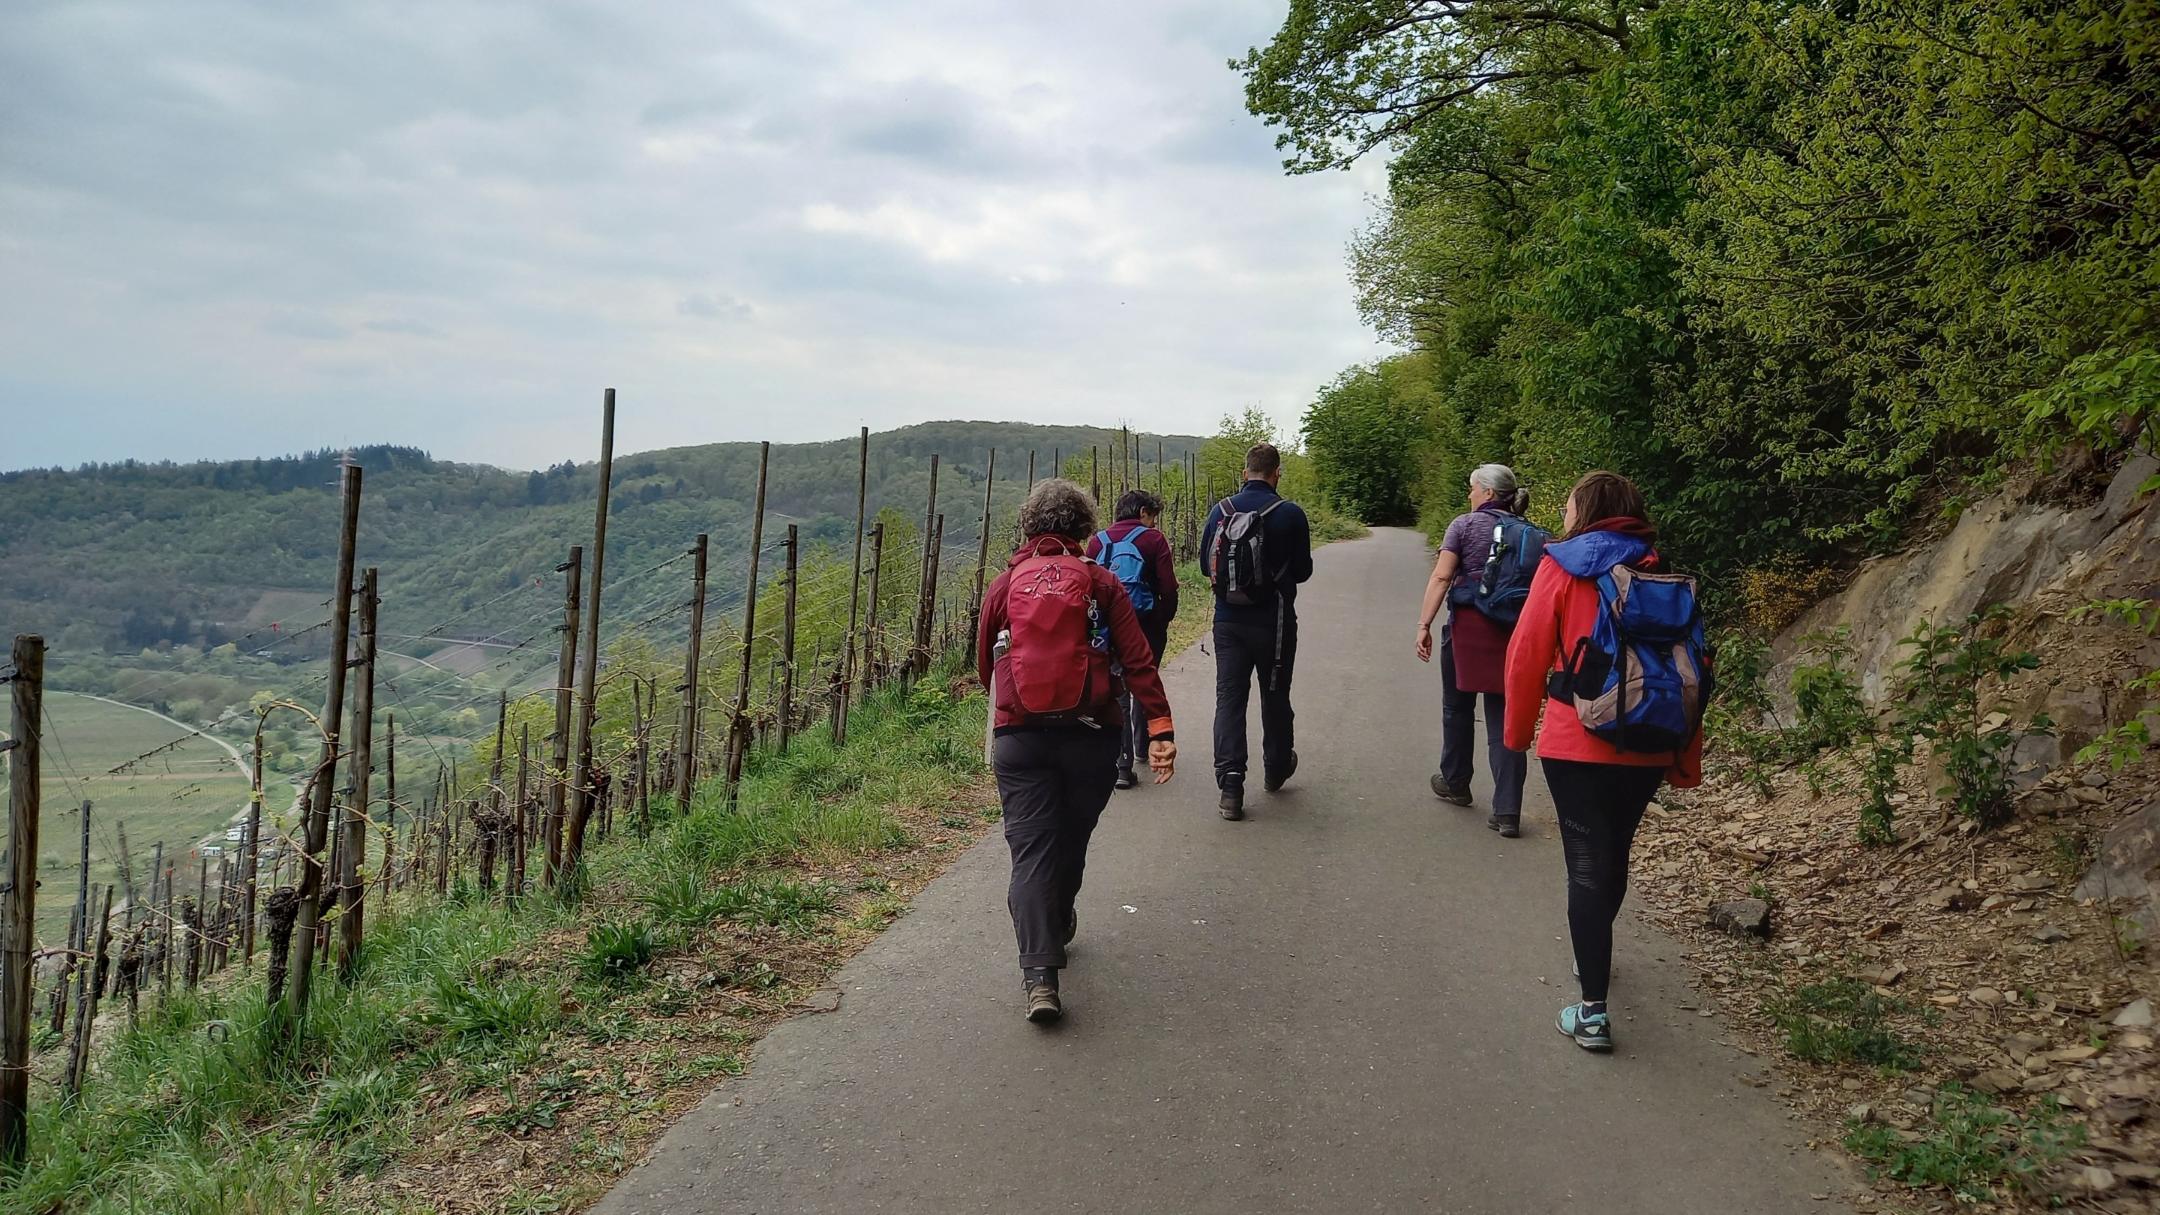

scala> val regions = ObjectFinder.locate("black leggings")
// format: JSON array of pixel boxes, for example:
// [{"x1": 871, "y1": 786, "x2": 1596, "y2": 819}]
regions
[{"x1": 1543, "y1": 758, "x2": 1666, "y2": 1005}]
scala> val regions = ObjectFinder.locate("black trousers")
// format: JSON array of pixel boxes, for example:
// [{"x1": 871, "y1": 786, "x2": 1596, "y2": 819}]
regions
[
  {"x1": 1543, "y1": 757, "x2": 1665, "y2": 1005},
  {"x1": 1116, "y1": 617, "x2": 1170, "y2": 773},
  {"x1": 1212, "y1": 613, "x2": 1297, "y2": 788},
  {"x1": 994, "y1": 727, "x2": 1119, "y2": 970},
  {"x1": 1438, "y1": 624, "x2": 1526, "y2": 817}
]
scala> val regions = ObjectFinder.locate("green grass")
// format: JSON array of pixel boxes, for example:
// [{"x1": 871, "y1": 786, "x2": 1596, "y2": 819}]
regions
[
  {"x1": 0, "y1": 661, "x2": 990, "y2": 1214},
  {"x1": 1845, "y1": 1085, "x2": 2084, "y2": 1202},
  {"x1": 1764, "y1": 977, "x2": 1925, "y2": 1070}
]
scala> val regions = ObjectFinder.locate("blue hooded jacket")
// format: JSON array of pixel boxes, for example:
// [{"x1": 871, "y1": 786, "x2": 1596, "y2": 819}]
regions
[{"x1": 1543, "y1": 529, "x2": 1654, "y2": 580}]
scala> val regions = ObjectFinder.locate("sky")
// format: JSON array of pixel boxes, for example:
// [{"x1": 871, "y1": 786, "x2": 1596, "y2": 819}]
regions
[{"x1": 0, "y1": 0, "x2": 1389, "y2": 473}]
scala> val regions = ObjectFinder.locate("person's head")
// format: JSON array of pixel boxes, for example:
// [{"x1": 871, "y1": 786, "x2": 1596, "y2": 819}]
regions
[
  {"x1": 1115, "y1": 488, "x2": 1164, "y2": 525},
  {"x1": 1468, "y1": 463, "x2": 1530, "y2": 514},
  {"x1": 1244, "y1": 442, "x2": 1282, "y2": 487},
  {"x1": 1018, "y1": 477, "x2": 1097, "y2": 543},
  {"x1": 1561, "y1": 470, "x2": 1650, "y2": 538}
]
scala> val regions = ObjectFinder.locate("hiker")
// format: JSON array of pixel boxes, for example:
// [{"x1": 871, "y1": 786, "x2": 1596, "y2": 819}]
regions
[
  {"x1": 978, "y1": 478, "x2": 1177, "y2": 1024},
  {"x1": 1088, "y1": 489, "x2": 1180, "y2": 790},
  {"x1": 1200, "y1": 442, "x2": 1313, "y2": 820},
  {"x1": 1414, "y1": 464, "x2": 1541, "y2": 836},
  {"x1": 1503, "y1": 471, "x2": 1707, "y2": 1053}
]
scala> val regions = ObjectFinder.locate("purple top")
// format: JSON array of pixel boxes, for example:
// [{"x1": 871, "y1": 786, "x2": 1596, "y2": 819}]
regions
[{"x1": 1439, "y1": 502, "x2": 1518, "y2": 590}]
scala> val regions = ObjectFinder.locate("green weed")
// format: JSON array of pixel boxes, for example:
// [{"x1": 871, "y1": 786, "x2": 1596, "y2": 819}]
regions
[
  {"x1": 1765, "y1": 978, "x2": 1921, "y2": 1069},
  {"x1": 1845, "y1": 1086, "x2": 2084, "y2": 1201},
  {"x1": 579, "y1": 920, "x2": 658, "y2": 982}
]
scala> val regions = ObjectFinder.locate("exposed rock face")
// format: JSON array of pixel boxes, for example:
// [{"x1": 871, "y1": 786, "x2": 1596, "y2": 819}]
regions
[
  {"x1": 2076, "y1": 797, "x2": 2160, "y2": 931},
  {"x1": 1767, "y1": 454, "x2": 2158, "y2": 726}
]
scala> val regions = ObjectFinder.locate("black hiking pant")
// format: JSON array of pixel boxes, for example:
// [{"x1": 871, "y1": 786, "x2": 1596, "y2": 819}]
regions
[
  {"x1": 1543, "y1": 757, "x2": 1665, "y2": 1005},
  {"x1": 1212, "y1": 613, "x2": 1297, "y2": 789},
  {"x1": 1116, "y1": 616, "x2": 1170, "y2": 775},
  {"x1": 994, "y1": 726, "x2": 1119, "y2": 971},
  {"x1": 1438, "y1": 624, "x2": 1525, "y2": 819}
]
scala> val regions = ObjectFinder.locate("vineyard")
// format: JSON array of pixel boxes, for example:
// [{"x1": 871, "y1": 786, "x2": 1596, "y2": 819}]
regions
[{"x1": 0, "y1": 403, "x2": 1248, "y2": 1212}]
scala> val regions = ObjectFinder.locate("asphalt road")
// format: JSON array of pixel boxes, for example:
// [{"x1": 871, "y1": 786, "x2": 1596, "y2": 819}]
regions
[{"x1": 595, "y1": 527, "x2": 1855, "y2": 1214}]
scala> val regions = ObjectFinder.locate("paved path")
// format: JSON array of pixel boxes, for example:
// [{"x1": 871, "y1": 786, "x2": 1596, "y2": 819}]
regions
[{"x1": 597, "y1": 528, "x2": 1855, "y2": 1214}]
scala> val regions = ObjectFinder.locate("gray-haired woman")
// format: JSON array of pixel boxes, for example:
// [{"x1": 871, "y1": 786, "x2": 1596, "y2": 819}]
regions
[
  {"x1": 977, "y1": 479, "x2": 1177, "y2": 1023},
  {"x1": 1414, "y1": 463, "x2": 1532, "y2": 834}
]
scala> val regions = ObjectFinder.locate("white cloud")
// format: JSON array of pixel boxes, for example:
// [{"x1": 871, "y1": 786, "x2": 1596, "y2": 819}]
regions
[{"x1": 0, "y1": 0, "x2": 1388, "y2": 469}]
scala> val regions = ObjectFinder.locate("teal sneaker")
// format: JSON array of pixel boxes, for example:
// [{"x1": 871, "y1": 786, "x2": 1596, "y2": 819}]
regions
[{"x1": 1557, "y1": 1002, "x2": 1613, "y2": 1052}]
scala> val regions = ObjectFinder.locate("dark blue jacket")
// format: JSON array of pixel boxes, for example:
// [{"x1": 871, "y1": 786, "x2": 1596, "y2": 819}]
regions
[{"x1": 1200, "y1": 480, "x2": 1314, "y2": 625}]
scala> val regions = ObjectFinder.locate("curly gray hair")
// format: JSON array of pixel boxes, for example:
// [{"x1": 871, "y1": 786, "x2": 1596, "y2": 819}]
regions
[{"x1": 1017, "y1": 477, "x2": 1097, "y2": 541}]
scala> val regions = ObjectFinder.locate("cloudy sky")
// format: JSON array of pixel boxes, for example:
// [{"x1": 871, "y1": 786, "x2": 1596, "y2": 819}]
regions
[{"x1": 0, "y1": 0, "x2": 1388, "y2": 472}]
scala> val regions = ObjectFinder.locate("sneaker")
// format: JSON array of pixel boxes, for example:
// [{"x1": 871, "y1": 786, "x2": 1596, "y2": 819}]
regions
[
  {"x1": 1219, "y1": 784, "x2": 1245, "y2": 821},
  {"x1": 1114, "y1": 766, "x2": 1139, "y2": 790},
  {"x1": 1263, "y1": 750, "x2": 1298, "y2": 793},
  {"x1": 1025, "y1": 980, "x2": 1062, "y2": 1023},
  {"x1": 1557, "y1": 1002, "x2": 1613, "y2": 1052},
  {"x1": 1429, "y1": 775, "x2": 1473, "y2": 806},
  {"x1": 1487, "y1": 815, "x2": 1520, "y2": 838}
]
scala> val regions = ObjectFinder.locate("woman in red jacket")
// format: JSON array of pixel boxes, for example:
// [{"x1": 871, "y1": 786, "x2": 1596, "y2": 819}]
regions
[
  {"x1": 978, "y1": 479, "x2": 1177, "y2": 1024},
  {"x1": 1502, "y1": 471, "x2": 1703, "y2": 1052}
]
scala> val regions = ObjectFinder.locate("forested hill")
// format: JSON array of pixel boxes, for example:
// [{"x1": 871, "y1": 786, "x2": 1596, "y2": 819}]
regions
[{"x1": 0, "y1": 420, "x2": 1203, "y2": 661}]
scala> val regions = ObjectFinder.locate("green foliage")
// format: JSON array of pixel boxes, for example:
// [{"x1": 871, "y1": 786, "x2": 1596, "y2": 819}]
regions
[
  {"x1": 578, "y1": 920, "x2": 658, "y2": 982},
  {"x1": 1242, "y1": 0, "x2": 2160, "y2": 588},
  {"x1": 1893, "y1": 608, "x2": 2045, "y2": 827},
  {"x1": 1765, "y1": 977, "x2": 1921, "y2": 1070},
  {"x1": 1789, "y1": 630, "x2": 1868, "y2": 754},
  {"x1": 2070, "y1": 598, "x2": 2160, "y2": 770},
  {"x1": 1845, "y1": 1086, "x2": 2084, "y2": 1202},
  {"x1": 1301, "y1": 360, "x2": 1437, "y2": 523}
]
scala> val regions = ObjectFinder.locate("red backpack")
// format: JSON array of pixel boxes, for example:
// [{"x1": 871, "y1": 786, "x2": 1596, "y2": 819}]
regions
[{"x1": 997, "y1": 538, "x2": 1114, "y2": 721}]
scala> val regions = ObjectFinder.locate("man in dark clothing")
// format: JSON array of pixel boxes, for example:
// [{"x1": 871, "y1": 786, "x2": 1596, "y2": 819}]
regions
[
  {"x1": 1087, "y1": 490, "x2": 1180, "y2": 789},
  {"x1": 1199, "y1": 443, "x2": 1313, "y2": 820}
]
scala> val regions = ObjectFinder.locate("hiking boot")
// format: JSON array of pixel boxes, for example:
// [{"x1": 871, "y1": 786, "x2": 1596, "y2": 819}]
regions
[
  {"x1": 1219, "y1": 784, "x2": 1245, "y2": 821},
  {"x1": 1488, "y1": 815, "x2": 1520, "y2": 838},
  {"x1": 1557, "y1": 1002, "x2": 1613, "y2": 1052},
  {"x1": 1263, "y1": 750, "x2": 1298, "y2": 793},
  {"x1": 1429, "y1": 775, "x2": 1473, "y2": 806},
  {"x1": 1114, "y1": 765, "x2": 1139, "y2": 790},
  {"x1": 1023, "y1": 968, "x2": 1062, "y2": 1024}
]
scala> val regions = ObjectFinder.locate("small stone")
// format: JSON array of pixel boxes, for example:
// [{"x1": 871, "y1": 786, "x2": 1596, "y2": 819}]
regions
[
  {"x1": 1981, "y1": 894, "x2": 2009, "y2": 911},
  {"x1": 2073, "y1": 786, "x2": 2107, "y2": 805},
  {"x1": 2113, "y1": 998, "x2": 2154, "y2": 1029},
  {"x1": 2082, "y1": 770, "x2": 2112, "y2": 789},
  {"x1": 2002, "y1": 1033, "x2": 2049, "y2": 1065},
  {"x1": 1857, "y1": 963, "x2": 1906, "y2": 987},
  {"x1": 1925, "y1": 885, "x2": 1979, "y2": 912},
  {"x1": 1710, "y1": 898, "x2": 1773, "y2": 938},
  {"x1": 2079, "y1": 1165, "x2": 2119, "y2": 1193},
  {"x1": 1901, "y1": 1087, "x2": 1933, "y2": 1106},
  {"x1": 1848, "y1": 1103, "x2": 1874, "y2": 1124},
  {"x1": 2034, "y1": 924, "x2": 2070, "y2": 943},
  {"x1": 2044, "y1": 1045, "x2": 2099, "y2": 1063},
  {"x1": 2010, "y1": 872, "x2": 2054, "y2": 892},
  {"x1": 2119, "y1": 1031, "x2": 2154, "y2": 1050},
  {"x1": 1970, "y1": 1068, "x2": 2022, "y2": 1094},
  {"x1": 2113, "y1": 1163, "x2": 2160, "y2": 1182},
  {"x1": 1840, "y1": 1078, "x2": 1865, "y2": 1091},
  {"x1": 1968, "y1": 987, "x2": 2006, "y2": 1008}
]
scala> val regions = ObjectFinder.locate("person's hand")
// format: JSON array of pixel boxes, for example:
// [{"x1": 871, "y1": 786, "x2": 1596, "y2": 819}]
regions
[
  {"x1": 1148, "y1": 739, "x2": 1177, "y2": 783},
  {"x1": 1415, "y1": 622, "x2": 1433, "y2": 663}
]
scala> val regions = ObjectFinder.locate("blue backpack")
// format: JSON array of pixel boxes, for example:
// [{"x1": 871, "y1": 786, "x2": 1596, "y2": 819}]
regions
[
  {"x1": 1094, "y1": 526, "x2": 1157, "y2": 614},
  {"x1": 1549, "y1": 564, "x2": 1711, "y2": 753},
  {"x1": 1448, "y1": 515, "x2": 1549, "y2": 626}
]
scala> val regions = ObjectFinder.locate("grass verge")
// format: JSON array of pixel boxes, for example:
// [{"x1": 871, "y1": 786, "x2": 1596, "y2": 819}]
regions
[{"x1": 4, "y1": 662, "x2": 991, "y2": 1215}]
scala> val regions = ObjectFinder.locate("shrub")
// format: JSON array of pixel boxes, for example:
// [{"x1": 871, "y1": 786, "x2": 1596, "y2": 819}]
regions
[
  {"x1": 1893, "y1": 607, "x2": 2046, "y2": 827},
  {"x1": 1845, "y1": 1086, "x2": 2084, "y2": 1202}
]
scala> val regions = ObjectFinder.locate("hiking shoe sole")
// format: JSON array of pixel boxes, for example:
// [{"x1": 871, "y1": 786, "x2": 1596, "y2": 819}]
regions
[
  {"x1": 1488, "y1": 816, "x2": 1520, "y2": 837},
  {"x1": 1429, "y1": 776, "x2": 1473, "y2": 806},
  {"x1": 1114, "y1": 769, "x2": 1138, "y2": 790},
  {"x1": 1557, "y1": 1005, "x2": 1614, "y2": 1052},
  {"x1": 1263, "y1": 750, "x2": 1298, "y2": 793},
  {"x1": 1219, "y1": 790, "x2": 1245, "y2": 820}
]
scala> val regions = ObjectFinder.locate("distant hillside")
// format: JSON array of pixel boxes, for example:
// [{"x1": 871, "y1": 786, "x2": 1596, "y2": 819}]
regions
[{"x1": 0, "y1": 420, "x2": 1206, "y2": 665}]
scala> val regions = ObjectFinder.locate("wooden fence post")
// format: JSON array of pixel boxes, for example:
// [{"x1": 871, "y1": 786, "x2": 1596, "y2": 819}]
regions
[
  {"x1": 63, "y1": 884, "x2": 111, "y2": 1103},
  {"x1": 971, "y1": 449, "x2": 995, "y2": 635},
  {"x1": 561, "y1": 389, "x2": 615, "y2": 886},
  {"x1": 861, "y1": 522, "x2": 886, "y2": 696},
  {"x1": 1, "y1": 634, "x2": 44, "y2": 1168},
  {"x1": 779, "y1": 525, "x2": 799, "y2": 752},
  {"x1": 727, "y1": 442, "x2": 772, "y2": 803},
  {"x1": 512, "y1": 724, "x2": 529, "y2": 897},
  {"x1": 910, "y1": 455, "x2": 941, "y2": 678},
  {"x1": 675, "y1": 534, "x2": 708, "y2": 806},
  {"x1": 287, "y1": 461, "x2": 360, "y2": 1028},
  {"x1": 482, "y1": 690, "x2": 506, "y2": 895},
  {"x1": 337, "y1": 566, "x2": 378, "y2": 980},
  {"x1": 546, "y1": 545, "x2": 581, "y2": 883},
  {"x1": 382, "y1": 715, "x2": 397, "y2": 895},
  {"x1": 1091, "y1": 445, "x2": 1100, "y2": 504},
  {"x1": 836, "y1": 427, "x2": 869, "y2": 746}
]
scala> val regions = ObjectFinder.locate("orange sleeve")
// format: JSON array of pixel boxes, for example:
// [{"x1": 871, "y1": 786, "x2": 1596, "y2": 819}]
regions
[
  {"x1": 1100, "y1": 568, "x2": 1173, "y2": 738},
  {"x1": 1502, "y1": 557, "x2": 1566, "y2": 752}
]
